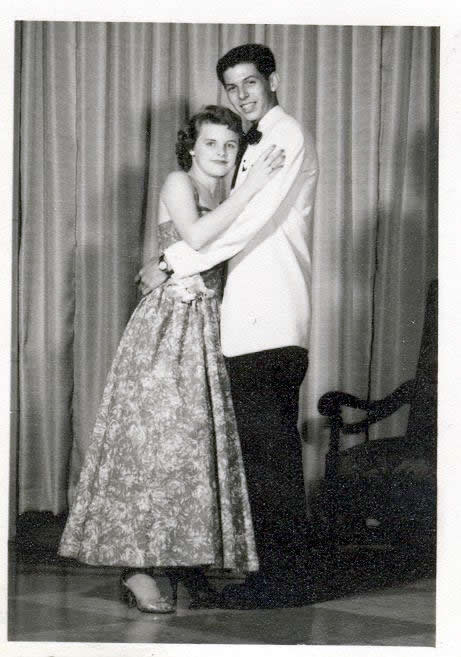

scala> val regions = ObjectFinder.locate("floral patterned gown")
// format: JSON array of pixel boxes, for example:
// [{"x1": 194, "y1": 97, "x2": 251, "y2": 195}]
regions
[{"x1": 58, "y1": 191, "x2": 259, "y2": 572}]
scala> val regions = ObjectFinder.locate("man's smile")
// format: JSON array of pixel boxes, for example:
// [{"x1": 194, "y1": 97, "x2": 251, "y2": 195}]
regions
[{"x1": 240, "y1": 102, "x2": 257, "y2": 113}]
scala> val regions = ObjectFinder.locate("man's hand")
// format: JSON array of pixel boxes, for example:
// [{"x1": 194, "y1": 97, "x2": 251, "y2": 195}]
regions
[{"x1": 135, "y1": 257, "x2": 169, "y2": 295}]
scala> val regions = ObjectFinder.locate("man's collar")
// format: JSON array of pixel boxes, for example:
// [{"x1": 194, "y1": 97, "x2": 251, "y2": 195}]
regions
[{"x1": 257, "y1": 104, "x2": 285, "y2": 133}]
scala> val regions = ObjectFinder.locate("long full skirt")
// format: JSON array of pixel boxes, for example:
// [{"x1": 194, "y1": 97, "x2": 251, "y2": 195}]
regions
[{"x1": 58, "y1": 285, "x2": 258, "y2": 571}]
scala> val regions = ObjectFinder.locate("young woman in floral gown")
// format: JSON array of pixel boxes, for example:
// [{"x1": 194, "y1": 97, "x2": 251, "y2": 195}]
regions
[{"x1": 59, "y1": 105, "x2": 285, "y2": 612}]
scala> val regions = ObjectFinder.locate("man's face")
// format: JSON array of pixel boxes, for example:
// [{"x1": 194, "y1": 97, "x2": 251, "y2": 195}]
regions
[{"x1": 222, "y1": 62, "x2": 277, "y2": 124}]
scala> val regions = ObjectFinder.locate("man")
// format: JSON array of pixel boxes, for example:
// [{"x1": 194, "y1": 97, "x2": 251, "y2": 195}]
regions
[{"x1": 139, "y1": 44, "x2": 319, "y2": 607}]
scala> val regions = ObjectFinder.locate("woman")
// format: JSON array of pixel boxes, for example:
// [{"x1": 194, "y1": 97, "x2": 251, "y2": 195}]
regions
[{"x1": 58, "y1": 105, "x2": 285, "y2": 613}]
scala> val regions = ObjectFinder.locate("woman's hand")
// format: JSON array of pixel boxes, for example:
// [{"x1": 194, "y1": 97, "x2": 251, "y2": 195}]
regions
[
  {"x1": 135, "y1": 258, "x2": 169, "y2": 295},
  {"x1": 243, "y1": 145, "x2": 286, "y2": 194}
]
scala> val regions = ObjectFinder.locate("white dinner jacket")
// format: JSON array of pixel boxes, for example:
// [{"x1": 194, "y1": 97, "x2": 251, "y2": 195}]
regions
[{"x1": 164, "y1": 105, "x2": 319, "y2": 357}]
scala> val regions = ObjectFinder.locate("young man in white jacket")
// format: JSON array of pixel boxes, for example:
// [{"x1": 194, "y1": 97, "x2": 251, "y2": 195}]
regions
[{"x1": 140, "y1": 44, "x2": 319, "y2": 607}]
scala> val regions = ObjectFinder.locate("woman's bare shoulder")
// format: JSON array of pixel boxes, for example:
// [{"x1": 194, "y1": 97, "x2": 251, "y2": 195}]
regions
[{"x1": 161, "y1": 170, "x2": 193, "y2": 198}]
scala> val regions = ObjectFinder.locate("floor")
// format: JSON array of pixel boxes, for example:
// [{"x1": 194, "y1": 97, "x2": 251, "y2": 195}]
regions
[{"x1": 9, "y1": 563, "x2": 435, "y2": 646}]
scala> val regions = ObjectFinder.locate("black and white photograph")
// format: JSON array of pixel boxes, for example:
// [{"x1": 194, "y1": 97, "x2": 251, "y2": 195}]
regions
[{"x1": 1, "y1": 1, "x2": 459, "y2": 654}]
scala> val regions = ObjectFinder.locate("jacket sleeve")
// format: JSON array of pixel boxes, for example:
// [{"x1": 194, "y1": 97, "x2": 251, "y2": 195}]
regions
[{"x1": 164, "y1": 122, "x2": 318, "y2": 278}]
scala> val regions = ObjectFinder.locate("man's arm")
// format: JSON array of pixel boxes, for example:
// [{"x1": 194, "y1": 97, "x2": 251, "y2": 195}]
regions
[{"x1": 164, "y1": 122, "x2": 318, "y2": 278}]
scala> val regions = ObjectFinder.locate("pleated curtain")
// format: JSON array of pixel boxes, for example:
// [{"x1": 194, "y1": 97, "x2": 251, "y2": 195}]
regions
[{"x1": 14, "y1": 22, "x2": 438, "y2": 516}]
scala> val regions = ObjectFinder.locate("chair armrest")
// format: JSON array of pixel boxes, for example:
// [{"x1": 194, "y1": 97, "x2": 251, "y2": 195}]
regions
[{"x1": 318, "y1": 379, "x2": 416, "y2": 434}]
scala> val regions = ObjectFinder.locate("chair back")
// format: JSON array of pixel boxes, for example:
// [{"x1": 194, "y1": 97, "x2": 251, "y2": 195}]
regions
[{"x1": 405, "y1": 279, "x2": 437, "y2": 449}]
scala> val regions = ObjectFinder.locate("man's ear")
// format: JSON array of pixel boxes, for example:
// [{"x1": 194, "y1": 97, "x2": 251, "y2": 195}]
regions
[{"x1": 269, "y1": 71, "x2": 280, "y2": 92}]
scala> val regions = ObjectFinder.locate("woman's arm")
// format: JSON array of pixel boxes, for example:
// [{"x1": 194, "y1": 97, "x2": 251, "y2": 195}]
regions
[
  {"x1": 162, "y1": 124, "x2": 318, "y2": 280},
  {"x1": 161, "y1": 146, "x2": 284, "y2": 251}
]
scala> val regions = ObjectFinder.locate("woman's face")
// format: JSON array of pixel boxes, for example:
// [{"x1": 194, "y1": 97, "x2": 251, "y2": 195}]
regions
[{"x1": 190, "y1": 122, "x2": 239, "y2": 179}]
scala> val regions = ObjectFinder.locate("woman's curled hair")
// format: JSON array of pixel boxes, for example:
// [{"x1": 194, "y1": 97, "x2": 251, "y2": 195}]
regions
[{"x1": 176, "y1": 105, "x2": 243, "y2": 171}]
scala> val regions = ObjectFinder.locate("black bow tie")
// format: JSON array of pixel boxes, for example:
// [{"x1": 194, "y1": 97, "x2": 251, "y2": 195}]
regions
[
  {"x1": 230, "y1": 124, "x2": 262, "y2": 189},
  {"x1": 243, "y1": 125, "x2": 262, "y2": 145}
]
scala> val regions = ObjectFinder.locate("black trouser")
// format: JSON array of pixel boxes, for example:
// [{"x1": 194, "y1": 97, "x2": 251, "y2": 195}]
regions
[{"x1": 225, "y1": 347, "x2": 309, "y2": 578}]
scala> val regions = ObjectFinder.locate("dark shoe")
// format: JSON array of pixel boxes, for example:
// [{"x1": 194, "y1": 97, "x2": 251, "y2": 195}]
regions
[
  {"x1": 219, "y1": 580, "x2": 264, "y2": 609},
  {"x1": 166, "y1": 568, "x2": 221, "y2": 609},
  {"x1": 120, "y1": 570, "x2": 175, "y2": 614},
  {"x1": 220, "y1": 572, "x2": 316, "y2": 609}
]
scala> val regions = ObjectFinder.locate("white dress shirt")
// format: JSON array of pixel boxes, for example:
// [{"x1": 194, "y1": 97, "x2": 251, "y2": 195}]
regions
[{"x1": 164, "y1": 105, "x2": 319, "y2": 357}]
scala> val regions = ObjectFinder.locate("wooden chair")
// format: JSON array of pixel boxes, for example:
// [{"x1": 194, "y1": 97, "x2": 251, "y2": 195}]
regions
[{"x1": 314, "y1": 280, "x2": 437, "y2": 553}]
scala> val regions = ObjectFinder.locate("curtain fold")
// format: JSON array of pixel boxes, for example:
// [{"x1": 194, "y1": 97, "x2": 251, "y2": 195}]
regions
[
  {"x1": 301, "y1": 26, "x2": 383, "y2": 475},
  {"x1": 14, "y1": 22, "x2": 438, "y2": 515},
  {"x1": 369, "y1": 26, "x2": 438, "y2": 439},
  {"x1": 18, "y1": 22, "x2": 78, "y2": 512},
  {"x1": 71, "y1": 23, "x2": 155, "y2": 490}
]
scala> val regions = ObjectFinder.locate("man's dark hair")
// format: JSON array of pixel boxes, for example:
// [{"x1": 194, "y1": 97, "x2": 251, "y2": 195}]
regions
[{"x1": 216, "y1": 43, "x2": 276, "y2": 85}]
